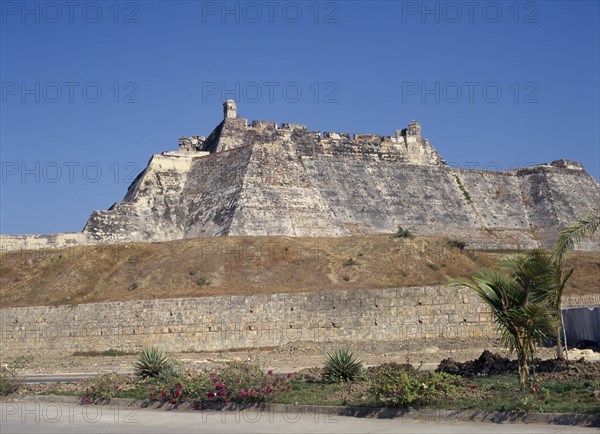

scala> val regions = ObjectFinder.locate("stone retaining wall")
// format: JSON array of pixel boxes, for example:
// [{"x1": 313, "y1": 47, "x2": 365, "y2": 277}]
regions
[
  {"x1": 0, "y1": 286, "x2": 495, "y2": 357},
  {"x1": 0, "y1": 287, "x2": 593, "y2": 358}
]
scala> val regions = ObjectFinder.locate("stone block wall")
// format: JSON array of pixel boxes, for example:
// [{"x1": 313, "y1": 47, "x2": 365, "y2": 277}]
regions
[{"x1": 0, "y1": 286, "x2": 497, "y2": 357}]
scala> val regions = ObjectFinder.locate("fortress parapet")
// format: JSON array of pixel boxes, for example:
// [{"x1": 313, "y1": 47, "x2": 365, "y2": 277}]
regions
[
  {"x1": 178, "y1": 135, "x2": 206, "y2": 153},
  {"x1": 251, "y1": 120, "x2": 277, "y2": 130}
]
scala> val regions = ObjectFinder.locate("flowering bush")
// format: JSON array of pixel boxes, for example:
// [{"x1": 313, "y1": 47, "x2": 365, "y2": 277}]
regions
[
  {"x1": 80, "y1": 374, "x2": 135, "y2": 404},
  {"x1": 144, "y1": 362, "x2": 294, "y2": 407}
]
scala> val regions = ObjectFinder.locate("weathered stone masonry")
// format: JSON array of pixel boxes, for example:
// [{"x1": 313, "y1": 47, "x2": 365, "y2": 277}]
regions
[
  {"x1": 2, "y1": 100, "x2": 599, "y2": 251},
  {"x1": 1, "y1": 286, "x2": 498, "y2": 357}
]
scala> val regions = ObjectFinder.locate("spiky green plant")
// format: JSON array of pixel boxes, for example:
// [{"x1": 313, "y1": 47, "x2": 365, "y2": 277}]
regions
[
  {"x1": 134, "y1": 347, "x2": 171, "y2": 379},
  {"x1": 323, "y1": 347, "x2": 364, "y2": 383}
]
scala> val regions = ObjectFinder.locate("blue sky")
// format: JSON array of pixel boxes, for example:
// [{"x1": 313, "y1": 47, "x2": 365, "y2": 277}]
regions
[{"x1": 1, "y1": 0, "x2": 599, "y2": 234}]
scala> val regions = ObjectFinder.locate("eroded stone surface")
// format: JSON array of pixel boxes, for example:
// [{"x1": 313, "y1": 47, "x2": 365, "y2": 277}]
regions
[{"x1": 2, "y1": 102, "x2": 599, "y2": 250}]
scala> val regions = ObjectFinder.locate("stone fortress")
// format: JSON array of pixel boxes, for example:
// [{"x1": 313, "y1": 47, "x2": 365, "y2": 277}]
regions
[{"x1": 2, "y1": 100, "x2": 600, "y2": 251}]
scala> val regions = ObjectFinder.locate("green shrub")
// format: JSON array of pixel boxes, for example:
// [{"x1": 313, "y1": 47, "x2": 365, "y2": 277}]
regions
[
  {"x1": 323, "y1": 347, "x2": 364, "y2": 383},
  {"x1": 0, "y1": 372, "x2": 19, "y2": 396},
  {"x1": 394, "y1": 226, "x2": 415, "y2": 238},
  {"x1": 134, "y1": 347, "x2": 173, "y2": 379},
  {"x1": 0, "y1": 356, "x2": 28, "y2": 396},
  {"x1": 369, "y1": 366, "x2": 460, "y2": 407},
  {"x1": 343, "y1": 258, "x2": 358, "y2": 267},
  {"x1": 196, "y1": 277, "x2": 209, "y2": 286},
  {"x1": 80, "y1": 373, "x2": 135, "y2": 404},
  {"x1": 447, "y1": 239, "x2": 468, "y2": 250}
]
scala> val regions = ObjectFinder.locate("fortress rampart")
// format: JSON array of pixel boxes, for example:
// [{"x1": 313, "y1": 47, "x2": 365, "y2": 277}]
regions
[{"x1": 1, "y1": 100, "x2": 599, "y2": 251}]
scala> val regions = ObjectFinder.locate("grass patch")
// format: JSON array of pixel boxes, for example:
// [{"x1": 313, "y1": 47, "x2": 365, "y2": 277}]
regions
[{"x1": 27, "y1": 372, "x2": 600, "y2": 415}]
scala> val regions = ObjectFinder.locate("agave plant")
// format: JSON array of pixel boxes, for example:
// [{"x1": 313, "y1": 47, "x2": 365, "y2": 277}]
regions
[
  {"x1": 134, "y1": 347, "x2": 171, "y2": 379},
  {"x1": 323, "y1": 347, "x2": 364, "y2": 383}
]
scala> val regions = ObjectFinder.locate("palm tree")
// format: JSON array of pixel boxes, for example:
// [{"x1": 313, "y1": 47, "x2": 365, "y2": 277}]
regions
[
  {"x1": 450, "y1": 251, "x2": 558, "y2": 385},
  {"x1": 551, "y1": 213, "x2": 600, "y2": 358}
]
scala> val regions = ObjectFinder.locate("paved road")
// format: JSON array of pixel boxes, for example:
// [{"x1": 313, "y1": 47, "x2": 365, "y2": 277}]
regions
[{"x1": 1, "y1": 403, "x2": 597, "y2": 433}]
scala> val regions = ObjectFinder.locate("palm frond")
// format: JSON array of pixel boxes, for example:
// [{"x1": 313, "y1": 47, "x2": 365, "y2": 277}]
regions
[{"x1": 552, "y1": 214, "x2": 600, "y2": 265}]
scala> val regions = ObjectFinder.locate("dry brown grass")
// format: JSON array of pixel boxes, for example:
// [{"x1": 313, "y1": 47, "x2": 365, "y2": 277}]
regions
[{"x1": 0, "y1": 235, "x2": 598, "y2": 308}]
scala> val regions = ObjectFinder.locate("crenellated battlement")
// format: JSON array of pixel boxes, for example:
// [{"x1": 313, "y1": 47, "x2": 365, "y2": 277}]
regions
[{"x1": 173, "y1": 102, "x2": 444, "y2": 165}]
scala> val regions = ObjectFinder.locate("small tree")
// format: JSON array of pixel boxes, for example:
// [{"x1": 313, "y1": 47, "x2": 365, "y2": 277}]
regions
[{"x1": 450, "y1": 251, "x2": 557, "y2": 385}]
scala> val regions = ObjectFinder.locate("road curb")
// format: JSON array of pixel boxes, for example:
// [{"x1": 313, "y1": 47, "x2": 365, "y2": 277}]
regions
[{"x1": 6, "y1": 395, "x2": 599, "y2": 427}]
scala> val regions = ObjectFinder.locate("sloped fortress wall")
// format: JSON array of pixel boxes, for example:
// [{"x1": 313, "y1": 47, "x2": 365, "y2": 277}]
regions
[
  {"x1": 78, "y1": 102, "x2": 599, "y2": 249},
  {"x1": 1, "y1": 102, "x2": 599, "y2": 250}
]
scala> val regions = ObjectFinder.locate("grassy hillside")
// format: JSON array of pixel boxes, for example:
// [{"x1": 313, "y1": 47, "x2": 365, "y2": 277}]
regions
[{"x1": 1, "y1": 235, "x2": 598, "y2": 308}]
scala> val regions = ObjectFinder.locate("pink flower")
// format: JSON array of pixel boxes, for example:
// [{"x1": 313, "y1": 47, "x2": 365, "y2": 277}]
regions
[
  {"x1": 287, "y1": 373, "x2": 293, "y2": 378},
  {"x1": 236, "y1": 379, "x2": 241, "y2": 384},
  {"x1": 223, "y1": 398, "x2": 229, "y2": 404},
  {"x1": 215, "y1": 382, "x2": 223, "y2": 390},
  {"x1": 217, "y1": 390, "x2": 224, "y2": 397},
  {"x1": 268, "y1": 370, "x2": 273, "y2": 376}
]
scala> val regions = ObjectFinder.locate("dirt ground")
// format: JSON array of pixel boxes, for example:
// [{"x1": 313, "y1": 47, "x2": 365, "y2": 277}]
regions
[
  {"x1": 1, "y1": 235, "x2": 599, "y2": 308},
  {"x1": 9, "y1": 337, "x2": 570, "y2": 377}
]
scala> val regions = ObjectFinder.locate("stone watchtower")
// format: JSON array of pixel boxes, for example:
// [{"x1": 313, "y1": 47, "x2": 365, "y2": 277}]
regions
[
  {"x1": 407, "y1": 120, "x2": 421, "y2": 140},
  {"x1": 224, "y1": 100, "x2": 237, "y2": 119}
]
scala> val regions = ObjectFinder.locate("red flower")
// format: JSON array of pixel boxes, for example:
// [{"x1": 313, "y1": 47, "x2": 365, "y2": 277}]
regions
[
  {"x1": 223, "y1": 398, "x2": 229, "y2": 404},
  {"x1": 207, "y1": 392, "x2": 215, "y2": 399},
  {"x1": 177, "y1": 383, "x2": 183, "y2": 389},
  {"x1": 161, "y1": 392, "x2": 167, "y2": 398},
  {"x1": 533, "y1": 383, "x2": 539, "y2": 393},
  {"x1": 469, "y1": 385, "x2": 477, "y2": 390},
  {"x1": 170, "y1": 399, "x2": 177, "y2": 405},
  {"x1": 268, "y1": 370, "x2": 273, "y2": 376},
  {"x1": 174, "y1": 390, "x2": 181, "y2": 397},
  {"x1": 215, "y1": 382, "x2": 223, "y2": 390},
  {"x1": 217, "y1": 390, "x2": 224, "y2": 397},
  {"x1": 287, "y1": 373, "x2": 292, "y2": 378}
]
